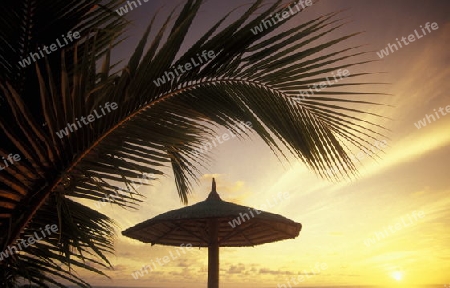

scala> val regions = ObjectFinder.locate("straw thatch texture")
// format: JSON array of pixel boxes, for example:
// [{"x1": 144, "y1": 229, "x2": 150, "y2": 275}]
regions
[{"x1": 123, "y1": 189, "x2": 301, "y2": 247}]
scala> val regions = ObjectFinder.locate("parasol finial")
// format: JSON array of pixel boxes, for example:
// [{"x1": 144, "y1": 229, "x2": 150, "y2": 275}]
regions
[{"x1": 207, "y1": 178, "x2": 221, "y2": 201}]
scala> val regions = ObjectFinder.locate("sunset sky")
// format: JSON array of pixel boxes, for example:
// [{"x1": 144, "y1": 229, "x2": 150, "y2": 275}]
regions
[{"x1": 74, "y1": 0, "x2": 450, "y2": 287}]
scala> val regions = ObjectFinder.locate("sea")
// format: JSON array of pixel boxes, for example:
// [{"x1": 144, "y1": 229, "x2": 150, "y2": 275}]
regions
[{"x1": 63, "y1": 285, "x2": 445, "y2": 288}]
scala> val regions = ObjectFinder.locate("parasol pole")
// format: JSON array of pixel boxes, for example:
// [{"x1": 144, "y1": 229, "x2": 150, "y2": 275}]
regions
[
  {"x1": 207, "y1": 178, "x2": 220, "y2": 288},
  {"x1": 208, "y1": 218, "x2": 219, "y2": 288}
]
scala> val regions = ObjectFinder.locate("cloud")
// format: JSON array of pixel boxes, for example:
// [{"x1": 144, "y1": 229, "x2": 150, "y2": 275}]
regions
[
  {"x1": 227, "y1": 263, "x2": 246, "y2": 274},
  {"x1": 259, "y1": 268, "x2": 294, "y2": 275},
  {"x1": 110, "y1": 264, "x2": 128, "y2": 271},
  {"x1": 168, "y1": 267, "x2": 195, "y2": 277}
]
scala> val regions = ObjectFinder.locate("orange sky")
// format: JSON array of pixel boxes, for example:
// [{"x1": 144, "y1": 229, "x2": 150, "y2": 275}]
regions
[{"x1": 72, "y1": 0, "x2": 450, "y2": 287}]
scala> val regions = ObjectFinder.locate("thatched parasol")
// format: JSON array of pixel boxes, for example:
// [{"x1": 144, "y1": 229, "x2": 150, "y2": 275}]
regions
[{"x1": 122, "y1": 178, "x2": 302, "y2": 288}]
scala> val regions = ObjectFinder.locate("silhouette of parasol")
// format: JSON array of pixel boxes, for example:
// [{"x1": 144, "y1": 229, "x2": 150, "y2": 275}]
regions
[{"x1": 122, "y1": 178, "x2": 301, "y2": 288}]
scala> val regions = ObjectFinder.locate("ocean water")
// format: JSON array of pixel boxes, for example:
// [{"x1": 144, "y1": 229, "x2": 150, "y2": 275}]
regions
[{"x1": 82, "y1": 286, "x2": 445, "y2": 288}]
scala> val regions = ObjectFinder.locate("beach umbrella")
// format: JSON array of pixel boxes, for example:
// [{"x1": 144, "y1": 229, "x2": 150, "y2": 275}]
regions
[{"x1": 122, "y1": 178, "x2": 302, "y2": 288}]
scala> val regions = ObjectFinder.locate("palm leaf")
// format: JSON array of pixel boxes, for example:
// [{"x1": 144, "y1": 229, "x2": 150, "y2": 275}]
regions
[{"x1": 0, "y1": 0, "x2": 388, "y2": 286}]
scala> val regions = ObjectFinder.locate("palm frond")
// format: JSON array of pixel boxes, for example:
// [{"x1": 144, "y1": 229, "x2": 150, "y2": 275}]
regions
[{"x1": 0, "y1": 0, "x2": 388, "y2": 286}]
